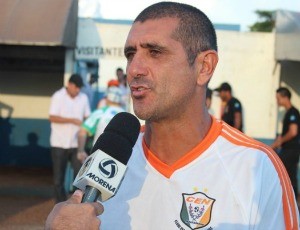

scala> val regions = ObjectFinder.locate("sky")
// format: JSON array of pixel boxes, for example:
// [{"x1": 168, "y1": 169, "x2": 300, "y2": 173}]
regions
[{"x1": 78, "y1": 0, "x2": 300, "y2": 31}]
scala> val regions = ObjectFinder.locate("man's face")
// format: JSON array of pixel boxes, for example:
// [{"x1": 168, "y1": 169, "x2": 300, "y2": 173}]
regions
[
  {"x1": 219, "y1": 90, "x2": 227, "y2": 101},
  {"x1": 116, "y1": 70, "x2": 124, "y2": 82},
  {"x1": 67, "y1": 82, "x2": 81, "y2": 98},
  {"x1": 276, "y1": 93, "x2": 285, "y2": 107},
  {"x1": 219, "y1": 90, "x2": 230, "y2": 102},
  {"x1": 124, "y1": 17, "x2": 198, "y2": 121}
]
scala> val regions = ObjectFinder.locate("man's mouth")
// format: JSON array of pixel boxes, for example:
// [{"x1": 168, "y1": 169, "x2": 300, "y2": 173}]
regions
[
  {"x1": 130, "y1": 85, "x2": 150, "y2": 98},
  {"x1": 135, "y1": 87, "x2": 146, "y2": 91}
]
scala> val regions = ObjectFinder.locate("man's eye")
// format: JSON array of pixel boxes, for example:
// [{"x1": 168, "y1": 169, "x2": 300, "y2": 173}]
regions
[
  {"x1": 125, "y1": 52, "x2": 134, "y2": 60},
  {"x1": 150, "y1": 50, "x2": 161, "y2": 56}
]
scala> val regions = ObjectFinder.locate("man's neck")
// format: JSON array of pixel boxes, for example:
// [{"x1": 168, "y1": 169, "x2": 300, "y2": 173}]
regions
[
  {"x1": 143, "y1": 112, "x2": 212, "y2": 165},
  {"x1": 225, "y1": 94, "x2": 232, "y2": 102},
  {"x1": 66, "y1": 87, "x2": 77, "y2": 98},
  {"x1": 285, "y1": 101, "x2": 292, "y2": 110}
]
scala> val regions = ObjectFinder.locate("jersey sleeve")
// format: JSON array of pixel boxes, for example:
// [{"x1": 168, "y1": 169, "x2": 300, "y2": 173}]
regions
[
  {"x1": 49, "y1": 92, "x2": 61, "y2": 116},
  {"x1": 232, "y1": 100, "x2": 242, "y2": 113},
  {"x1": 81, "y1": 110, "x2": 102, "y2": 136},
  {"x1": 252, "y1": 152, "x2": 299, "y2": 229},
  {"x1": 287, "y1": 109, "x2": 300, "y2": 125}
]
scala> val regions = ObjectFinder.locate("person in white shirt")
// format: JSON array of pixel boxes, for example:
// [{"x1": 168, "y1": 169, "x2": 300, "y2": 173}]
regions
[
  {"x1": 77, "y1": 86, "x2": 125, "y2": 163},
  {"x1": 49, "y1": 74, "x2": 91, "y2": 203},
  {"x1": 46, "y1": 2, "x2": 299, "y2": 229}
]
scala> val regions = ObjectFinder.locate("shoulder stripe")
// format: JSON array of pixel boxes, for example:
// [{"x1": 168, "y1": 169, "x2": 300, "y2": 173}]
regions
[{"x1": 220, "y1": 122, "x2": 299, "y2": 229}]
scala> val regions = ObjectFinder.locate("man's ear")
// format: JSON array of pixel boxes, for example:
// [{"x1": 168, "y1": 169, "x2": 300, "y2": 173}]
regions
[{"x1": 195, "y1": 50, "x2": 218, "y2": 86}]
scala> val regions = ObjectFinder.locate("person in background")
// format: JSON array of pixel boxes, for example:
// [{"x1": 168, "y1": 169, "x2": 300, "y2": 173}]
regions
[
  {"x1": 116, "y1": 67, "x2": 130, "y2": 111},
  {"x1": 215, "y1": 82, "x2": 243, "y2": 132},
  {"x1": 81, "y1": 74, "x2": 98, "y2": 110},
  {"x1": 49, "y1": 74, "x2": 91, "y2": 203},
  {"x1": 97, "y1": 79, "x2": 120, "y2": 109},
  {"x1": 46, "y1": 2, "x2": 299, "y2": 229},
  {"x1": 77, "y1": 86, "x2": 125, "y2": 163},
  {"x1": 206, "y1": 87, "x2": 213, "y2": 108},
  {"x1": 270, "y1": 87, "x2": 300, "y2": 200}
]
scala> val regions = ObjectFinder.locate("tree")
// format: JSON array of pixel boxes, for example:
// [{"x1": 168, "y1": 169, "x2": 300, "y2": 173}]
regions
[{"x1": 249, "y1": 10, "x2": 275, "y2": 32}]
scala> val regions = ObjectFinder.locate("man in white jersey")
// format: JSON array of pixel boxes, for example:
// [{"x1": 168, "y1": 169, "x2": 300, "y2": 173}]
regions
[
  {"x1": 46, "y1": 2, "x2": 299, "y2": 230},
  {"x1": 49, "y1": 74, "x2": 91, "y2": 203},
  {"x1": 77, "y1": 86, "x2": 125, "y2": 163}
]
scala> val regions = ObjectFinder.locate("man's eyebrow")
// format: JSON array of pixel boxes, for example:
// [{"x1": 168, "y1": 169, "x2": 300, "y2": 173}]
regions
[
  {"x1": 141, "y1": 42, "x2": 167, "y2": 51},
  {"x1": 124, "y1": 43, "x2": 168, "y2": 55},
  {"x1": 124, "y1": 46, "x2": 136, "y2": 55}
]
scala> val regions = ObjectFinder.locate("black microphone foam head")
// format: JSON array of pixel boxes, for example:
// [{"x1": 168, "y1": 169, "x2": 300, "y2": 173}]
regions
[{"x1": 91, "y1": 112, "x2": 141, "y2": 165}]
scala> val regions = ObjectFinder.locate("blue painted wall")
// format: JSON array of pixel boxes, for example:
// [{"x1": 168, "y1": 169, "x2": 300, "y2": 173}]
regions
[{"x1": 0, "y1": 118, "x2": 52, "y2": 167}]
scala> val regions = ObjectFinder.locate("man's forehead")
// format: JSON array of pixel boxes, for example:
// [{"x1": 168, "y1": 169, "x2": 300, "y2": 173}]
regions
[
  {"x1": 125, "y1": 18, "x2": 179, "y2": 45},
  {"x1": 131, "y1": 17, "x2": 178, "y2": 31}
]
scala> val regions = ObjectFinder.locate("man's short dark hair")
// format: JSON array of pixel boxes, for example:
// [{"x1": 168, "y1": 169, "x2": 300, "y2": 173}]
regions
[
  {"x1": 206, "y1": 88, "x2": 212, "y2": 99},
  {"x1": 134, "y1": 1, "x2": 217, "y2": 66},
  {"x1": 214, "y1": 82, "x2": 232, "y2": 93},
  {"x1": 69, "y1": 74, "x2": 83, "y2": 88},
  {"x1": 276, "y1": 87, "x2": 291, "y2": 99}
]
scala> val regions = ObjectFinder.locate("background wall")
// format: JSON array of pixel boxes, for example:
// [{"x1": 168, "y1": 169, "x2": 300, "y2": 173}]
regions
[
  {"x1": 210, "y1": 31, "x2": 280, "y2": 140},
  {"x1": 0, "y1": 71, "x2": 63, "y2": 167}
]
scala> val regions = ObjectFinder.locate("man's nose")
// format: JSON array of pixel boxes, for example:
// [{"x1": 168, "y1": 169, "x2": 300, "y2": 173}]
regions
[{"x1": 127, "y1": 53, "x2": 148, "y2": 80}]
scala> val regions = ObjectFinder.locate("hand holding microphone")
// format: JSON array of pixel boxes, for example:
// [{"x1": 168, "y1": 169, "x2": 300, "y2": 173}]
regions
[
  {"x1": 45, "y1": 190, "x2": 103, "y2": 230},
  {"x1": 45, "y1": 112, "x2": 140, "y2": 229},
  {"x1": 73, "y1": 112, "x2": 141, "y2": 202}
]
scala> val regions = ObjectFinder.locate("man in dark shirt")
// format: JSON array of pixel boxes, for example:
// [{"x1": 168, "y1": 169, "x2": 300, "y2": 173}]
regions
[
  {"x1": 206, "y1": 87, "x2": 212, "y2": 109},
  {"x1": 215, "y1": 82, "x2": 243, "y2": 131},
  {"x1": 271, "y1": 87, "x2": 300, "y2": 198}
]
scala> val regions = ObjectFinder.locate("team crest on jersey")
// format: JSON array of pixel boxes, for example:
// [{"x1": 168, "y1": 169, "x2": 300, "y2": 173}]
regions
[{"x1": 180, "y1": 192, "x2": 215, "y2": 229}]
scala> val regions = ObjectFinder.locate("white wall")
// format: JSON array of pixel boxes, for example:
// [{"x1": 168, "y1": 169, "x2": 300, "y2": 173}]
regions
[
  {"x1": 210, "y1": 31, "x2": 280, "y2": 139},
  {"x1": 76, "y1": 19, "x2": 130, "y2": 91}
]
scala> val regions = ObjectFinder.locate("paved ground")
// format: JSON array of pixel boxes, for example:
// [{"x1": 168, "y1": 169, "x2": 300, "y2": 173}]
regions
[{"x1": 0, "y1": 167, "x2": 55, "y2": 230}]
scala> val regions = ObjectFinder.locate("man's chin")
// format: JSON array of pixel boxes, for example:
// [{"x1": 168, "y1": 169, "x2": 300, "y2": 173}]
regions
[
  {"x1": 134, "y1": 112, "x2": 147, "y2": 121},
  {"x1": 133, "y1": 108, "x2": 150, "y2": 121}
]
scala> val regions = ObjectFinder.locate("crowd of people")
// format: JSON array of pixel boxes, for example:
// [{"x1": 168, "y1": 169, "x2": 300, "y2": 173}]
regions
[{"x1": 46, "y1": 1, "x2": 299, "y2": 229}]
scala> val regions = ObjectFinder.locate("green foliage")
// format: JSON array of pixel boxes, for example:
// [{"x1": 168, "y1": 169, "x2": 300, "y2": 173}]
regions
[{"x1": 249, "y1": 10, "x2": 275, "y2": 32}]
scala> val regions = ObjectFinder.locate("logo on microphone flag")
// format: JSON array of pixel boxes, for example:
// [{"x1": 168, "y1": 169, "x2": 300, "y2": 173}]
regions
[
  {"x1": 180, "y1": 192, "x2": 215, "y2": 229},
  {"x1": 99, "y1": 159, "x2": 118, "y2": 178}
]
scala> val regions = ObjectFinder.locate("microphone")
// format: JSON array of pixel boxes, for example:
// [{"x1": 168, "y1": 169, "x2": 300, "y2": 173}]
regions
[{"x1": 73, "y1": 112, "x2": 140, "y2": 203}]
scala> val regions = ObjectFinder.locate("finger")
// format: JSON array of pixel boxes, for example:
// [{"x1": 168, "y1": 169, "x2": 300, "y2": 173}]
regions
[
  {"x1": 91, "y1": 202, "x2": 104, "y2": 216},
  {"x1": 66, "y1": 190, "x2": 84, "y2": 204}
]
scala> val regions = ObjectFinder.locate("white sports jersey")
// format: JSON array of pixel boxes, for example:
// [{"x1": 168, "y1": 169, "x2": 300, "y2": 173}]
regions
[
  {"x1": 100, "y1": 117, "x2": 299, "y2": 230},
  {"x1": 82, "y1": 105, "x2": 124, "y2": 145}
]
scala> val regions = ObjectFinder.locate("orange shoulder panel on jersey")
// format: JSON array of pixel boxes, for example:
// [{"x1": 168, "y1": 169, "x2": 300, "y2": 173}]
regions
[
  {"x1": 140, "y1": 125, "x2": 146, "y2": 133},
  {"x1": 220, "y1": 121, "x2": 299, "y2": 230},
  {"x1": 142, "y1": 116, "x2": 222, "y2": 178}
]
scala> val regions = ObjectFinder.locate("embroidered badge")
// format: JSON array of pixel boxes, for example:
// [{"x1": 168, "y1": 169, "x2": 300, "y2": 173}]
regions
[
  {"x1": 180, "y1": 192, "x2": 215, "y2": 229},
  {"x1": 290, "y1": 115, "x2": 296, "y2": 121},
  {"x1": 234, "y1": 102, "x2": 240, "y2": 108}
]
